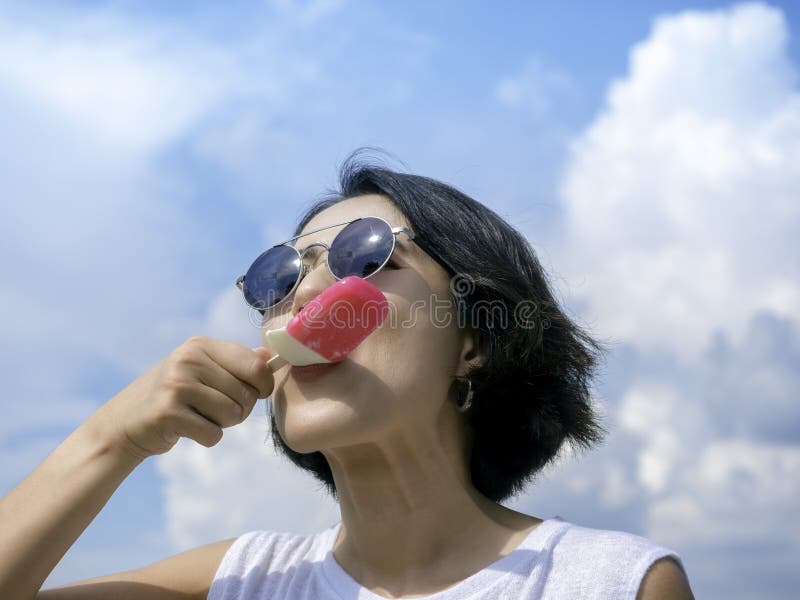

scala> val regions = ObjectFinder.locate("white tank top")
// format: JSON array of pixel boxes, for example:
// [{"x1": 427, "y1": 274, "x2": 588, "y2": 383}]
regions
[{"x1": 207, "y1": 516, "x2": 686, "y2": 599}]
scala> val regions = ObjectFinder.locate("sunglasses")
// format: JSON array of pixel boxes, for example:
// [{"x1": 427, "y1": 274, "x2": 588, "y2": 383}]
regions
[{"x1": 236, "y1": 215, "x2": 456, "y2": 313}]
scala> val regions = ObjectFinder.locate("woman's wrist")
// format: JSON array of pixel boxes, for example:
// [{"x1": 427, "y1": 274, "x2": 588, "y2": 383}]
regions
[{"x1": 79, "y1": 407, "x2": 150, "y2": 469}]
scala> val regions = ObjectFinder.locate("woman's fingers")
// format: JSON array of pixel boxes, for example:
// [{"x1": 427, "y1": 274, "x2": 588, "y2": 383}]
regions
[
  {"x1": 175, "y1": 404, "x2": 225, "y2": 448},
  {"x1": 89, "y1": 336, "x2": 277, "y2": 460},
  {"x1": 190, "y1": 352, "x2": 261, "y2": 419},
  {"x1": 198, "y1": 338, "x2": 275, "y2": 400}
]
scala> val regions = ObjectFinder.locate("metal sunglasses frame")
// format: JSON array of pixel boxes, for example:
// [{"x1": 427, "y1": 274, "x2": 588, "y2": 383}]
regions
[{"x1": 235, "y1": 215, "x2": 454, "y2": 312}]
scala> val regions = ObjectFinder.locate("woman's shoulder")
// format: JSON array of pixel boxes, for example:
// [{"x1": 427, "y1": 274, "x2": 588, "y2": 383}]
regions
[
  {"x1": 214, "y1": 525, "x2": 338, "y2": 575},
  {"x1": 553, "y1": 518, "x2": 675, "y2": 554},
  {"x1": 544, "y1": 518, "x2": 685, "y2": 596},
  {"x1": 216, "y1": 526, "x2": 331, "y2": 568},
  {"x1": 207, "y1": 525, "x2": 338, "y2": 600}
]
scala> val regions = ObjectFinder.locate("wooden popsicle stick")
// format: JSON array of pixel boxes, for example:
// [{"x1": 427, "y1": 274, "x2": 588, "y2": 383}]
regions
[{"x1": 267, "y1": 354, "x2": 288, "y2": 371}]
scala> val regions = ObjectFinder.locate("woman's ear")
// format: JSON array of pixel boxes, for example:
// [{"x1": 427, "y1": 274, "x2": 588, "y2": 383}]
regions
[{"x1": 457, "y1": 326, "x2": 486, "y2": 375}]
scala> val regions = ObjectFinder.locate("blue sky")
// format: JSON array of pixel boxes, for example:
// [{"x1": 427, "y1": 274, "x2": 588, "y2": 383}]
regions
[{"x1": 1, "y1": 1, "x2": 799, "y2": 598}]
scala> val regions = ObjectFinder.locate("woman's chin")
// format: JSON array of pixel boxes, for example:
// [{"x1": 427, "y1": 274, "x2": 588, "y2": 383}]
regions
[{"x1": 277, "y1": 402, "x2": 351, "y2": 452}]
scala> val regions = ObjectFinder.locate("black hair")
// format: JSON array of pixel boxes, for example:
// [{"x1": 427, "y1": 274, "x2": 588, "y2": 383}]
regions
[{"x1": 268, "y1": 148, "x2": 608, "y2": 503}]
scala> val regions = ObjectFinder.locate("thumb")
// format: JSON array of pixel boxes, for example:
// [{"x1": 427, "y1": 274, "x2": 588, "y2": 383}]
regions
[{"x1": 251, "y1": 345, "x2": 275, "y2": 363}]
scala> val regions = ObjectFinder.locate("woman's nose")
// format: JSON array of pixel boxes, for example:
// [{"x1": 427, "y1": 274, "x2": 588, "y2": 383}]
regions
[{"x1": 290, "y1": 250, "x2": 335, "y2": 316}]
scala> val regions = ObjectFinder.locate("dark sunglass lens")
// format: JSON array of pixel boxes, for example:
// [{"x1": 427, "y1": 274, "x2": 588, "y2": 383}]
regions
[
  {"x1": 329, "y1": 218, "x2": 394, "y2": 279},
  {"x1": 243, "y1": 246, "x2": 301, "y2": 309}
]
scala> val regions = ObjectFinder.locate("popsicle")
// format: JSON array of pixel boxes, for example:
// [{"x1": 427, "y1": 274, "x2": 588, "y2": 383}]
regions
[{"x1": 265, "y1": 275, "x2": 389, "y2": 370}]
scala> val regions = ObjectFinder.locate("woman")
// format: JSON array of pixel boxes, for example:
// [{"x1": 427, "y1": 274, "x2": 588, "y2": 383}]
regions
[{"x1": 1, "y1": 152, "x2": 694, "y2": 599}]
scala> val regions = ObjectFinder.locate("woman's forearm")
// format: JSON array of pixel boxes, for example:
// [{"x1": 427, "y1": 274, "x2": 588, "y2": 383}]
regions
[{"x1": 0, "y1": 418, "x2": 144, "y2": 598}]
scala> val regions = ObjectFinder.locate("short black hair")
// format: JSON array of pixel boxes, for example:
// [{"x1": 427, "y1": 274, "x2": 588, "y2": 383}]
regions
[{"x1": 268, "y1": 148, "x2": 608, "y2": 503}]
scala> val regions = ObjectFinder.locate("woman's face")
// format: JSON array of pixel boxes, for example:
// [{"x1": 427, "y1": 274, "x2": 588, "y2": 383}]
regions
[{"x1": 261, "y1": 194, "x2": 473, "y2": 454}]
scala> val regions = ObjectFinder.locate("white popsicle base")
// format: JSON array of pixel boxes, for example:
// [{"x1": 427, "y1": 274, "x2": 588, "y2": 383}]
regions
[{"x1": 265, "y1": 327, "x2": 331, "y2": 367}]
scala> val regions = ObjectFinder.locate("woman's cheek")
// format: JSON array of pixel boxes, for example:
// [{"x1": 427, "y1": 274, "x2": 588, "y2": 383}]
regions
[{"x1": 370, "y1": 306, "x2": 446, "y2": 372}]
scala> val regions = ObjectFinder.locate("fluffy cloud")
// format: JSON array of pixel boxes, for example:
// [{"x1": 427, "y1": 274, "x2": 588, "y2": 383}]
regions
[
  {"x1": 0, "y1": 14, "x2": 233, "y2": 152},
  {"x1": 495, "y1": 55, "x2": 577, "y2": 119},
  {"x1": 650, "y1": 438, "x2": 800, "y2": 548},
  {"x1": 0, "y1": 3, "x2": 335, "y2": 581},
  {"x1": 701, "y1": 312, "x2": 800, "y2": 443},
  {"x1": 646, "y1": 434, "x2": 800, "y2": 597},
  {"x1": 557, "y1": 2, "x2": 800, "y2": 360},
  {"x1": 156, "y1": 395, "x2": 340, "y2": 550},
  {"x1": 620, "y1": 311, "x2": 800, "y2": 548},
  {"x1": 507, "y1": 308, "x2": 800, "y2": 598},
  {"x1": 506, "y1": 6, "x2": 800, "y2": 596}
]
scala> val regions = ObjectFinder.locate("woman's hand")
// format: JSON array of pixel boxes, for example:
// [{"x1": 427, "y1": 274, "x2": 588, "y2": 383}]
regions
[{"x1": 87, "y1": 336, "x2": 275, "y2": 461}]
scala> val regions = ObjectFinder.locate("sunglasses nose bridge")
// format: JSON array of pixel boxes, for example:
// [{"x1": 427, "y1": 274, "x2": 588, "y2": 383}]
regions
[
  {"x1": 290, "y1": 243, "x2": 341, "y2": 315},
  {"x1": 298, "y1": 241, "x2": 332, "y2": 274},
  {"x1": 299, "y1": 241, "x2": 329, "y2": 256}
]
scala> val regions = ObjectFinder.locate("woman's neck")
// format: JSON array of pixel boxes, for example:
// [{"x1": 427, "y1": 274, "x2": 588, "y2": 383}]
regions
[{"x1": 322, "y1": 429, "x2": 542, "y2": 596}]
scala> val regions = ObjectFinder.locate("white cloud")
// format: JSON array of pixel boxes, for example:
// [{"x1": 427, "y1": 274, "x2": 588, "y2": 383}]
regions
[
  {"x1": 506, "y1": 9, "x2": 800, "y2": 592},
  {"x1": 618, "y1": 384, "x2": 682, "y2": 495},
  {"x1": 205, "y1": 286, "x2": 265, "y2": 343},
  {"x1": 701, "y1": 312, "x2": 800, "y2": 443},
  {"x1": 0, "y1": 15, "x2": 233, "y2": 152},
  {"x1": 557, "y1": 2, "x2": 800, "y2": 360},
  {"x1": 495, "y1": 55, "x2": 577, "y2": 119},
  {"x1": 0, "y1": 9, "x2": 251, "y2": 382},
  {"x1": 559, "y1": 313, "x2": 800, "y2": 587},
  {"x1": 0, "y1": 2, "x2": 339, "y2": 574},
  {"x1": 156, "y1": 410, "x2": 340, "y2": 550},
  {"x1": 649, "y1": 438, "x2": 800, "y2": 549},
  {"x1": 598, "y1": 459, "x2": 640, "y2": 509}
]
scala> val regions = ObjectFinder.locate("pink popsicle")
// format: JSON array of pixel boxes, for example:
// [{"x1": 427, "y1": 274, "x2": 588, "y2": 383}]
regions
[{"x1": 265, "y1": 276, "x2": 389, "y2": 369}]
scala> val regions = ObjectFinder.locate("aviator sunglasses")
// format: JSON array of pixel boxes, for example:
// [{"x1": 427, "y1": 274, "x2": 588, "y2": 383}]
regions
[{"x1": 236, "y1": 215, "x2": 456, "y2": 313}]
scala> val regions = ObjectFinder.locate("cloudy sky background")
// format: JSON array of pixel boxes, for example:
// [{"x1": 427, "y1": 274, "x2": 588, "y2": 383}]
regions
[{"x1": 1, "y1": 1, "x2": 798, "y2": 597}]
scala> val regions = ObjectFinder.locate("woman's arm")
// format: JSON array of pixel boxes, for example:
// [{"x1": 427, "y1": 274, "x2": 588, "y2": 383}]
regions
[
  {"x1": 36, "y1": 537, "x2": 236, "y2": 600},
  {"x1": 636, "y1": 557, "x2": 695, "y2": 600},
  {"x1": 0, "y1": 419, "x2": 143, "y2": 599},
  {"x1": 0, "y1": 337, "x2": 274, "y2": 599}
]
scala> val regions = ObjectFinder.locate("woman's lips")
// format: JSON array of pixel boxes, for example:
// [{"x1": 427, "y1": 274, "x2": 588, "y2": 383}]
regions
[{"x1": 289, "y1": 362, "x2": 341, "y2": 381}]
